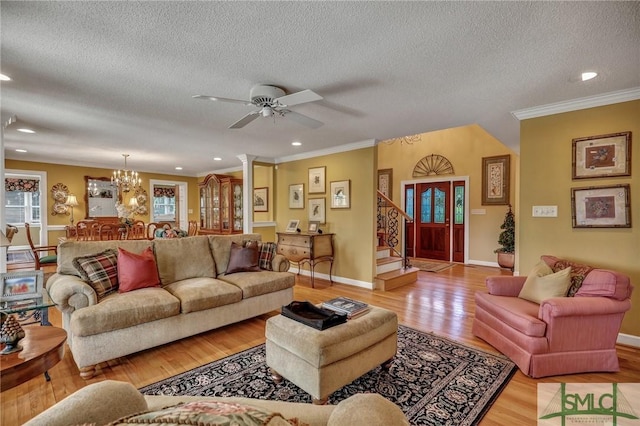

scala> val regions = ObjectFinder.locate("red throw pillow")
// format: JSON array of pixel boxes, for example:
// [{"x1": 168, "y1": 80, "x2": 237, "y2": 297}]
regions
[{"x1": 117, "y1": 247, "x2": 161, "y2": 293}]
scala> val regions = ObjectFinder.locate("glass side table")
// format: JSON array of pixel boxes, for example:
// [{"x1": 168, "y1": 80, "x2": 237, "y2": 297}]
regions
[{"x1": 1, "y1": 287, "x2": 56, "y2": 326}]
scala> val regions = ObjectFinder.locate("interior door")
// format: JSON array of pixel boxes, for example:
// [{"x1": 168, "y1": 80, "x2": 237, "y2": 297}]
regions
[{"x1": 415, "y1": 182, "x2": 450, "y2": 260}]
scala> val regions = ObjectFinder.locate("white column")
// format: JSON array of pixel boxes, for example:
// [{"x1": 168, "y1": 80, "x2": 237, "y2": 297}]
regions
[{"x1": 237, "y1": 154, "x2": 257, "y2": 233}]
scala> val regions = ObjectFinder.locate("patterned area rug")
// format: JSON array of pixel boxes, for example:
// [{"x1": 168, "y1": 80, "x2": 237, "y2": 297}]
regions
[
  {"x1": 410, "y1": 259, "x2": 455, "y2": 273},
  {"x1": 140, "y1": 325, "x2": 516, "y2": 425}
]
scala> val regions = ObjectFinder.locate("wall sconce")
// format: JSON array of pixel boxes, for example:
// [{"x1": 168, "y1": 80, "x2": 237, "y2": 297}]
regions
[{"x1": 66, "y1": 194, "x2": 79, "y2": 225}]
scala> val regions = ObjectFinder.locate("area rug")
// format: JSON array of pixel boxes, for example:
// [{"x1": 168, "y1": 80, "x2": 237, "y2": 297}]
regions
[
  {"x1": 140, "y1": 325, "x2": 516, "y2": 425},
  {"x1": 410, "y1": 259, "x2": 455, "y2": 273},
  {"x1": 6, "y1": 250, "x2": 34, "y2": 264}
]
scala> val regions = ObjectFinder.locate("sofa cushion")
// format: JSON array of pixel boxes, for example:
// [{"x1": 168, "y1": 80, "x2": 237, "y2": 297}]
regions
[
  {"x1": 519, "y1": 262, "x2": 572, "y2": 304},
  {"x1": 58, "y1": 240, "x2": 153, "y2": 276},
  {"x1": 117, "y1": 247, "x2": 161, "y2": 293},
  {"x1": 111, "y1": 400, "x2": 300, "y2": 426},
  {"x1": 258, "y1": 242, "x2": 277, "y2": 271},
  {"x1": 70, "y1": 287, "x2": 180, "y2": 337},
  {"x1": 219, "y1": 271, "x2": 295, "y2": 299},
  {"x1": 163, "y1": 278, "x2": 243, "y2": 314},
  {"x1": 551, "y1": 259, "x2": 594, "y2": 297},
  {"x1": 72, "y1": 249, "x2": 119, "y2": 301},
  {"x1": 226, "y1": 241, "x2": 261, "y2": 274},
  {"x1": 154, "y1": 236, "x2": 216, "y2": 285},
  {"x1": 576, "y1": 269, "x2": 633, "y2": 301},
  {"x1": 475, "y1": 292, "x2": 546, "y2": 337}
]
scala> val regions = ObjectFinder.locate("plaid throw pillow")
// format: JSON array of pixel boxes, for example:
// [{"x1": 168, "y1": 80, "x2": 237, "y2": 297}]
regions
[
  {"x1": 258, "y1": 242, "x2": 277, "y2": 271},
  {"x1": 73, "y1": 249, "x2": 119, "y2": 300}
]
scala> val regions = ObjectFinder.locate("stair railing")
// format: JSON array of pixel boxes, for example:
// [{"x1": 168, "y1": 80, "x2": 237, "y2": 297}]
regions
[{"x1": 376, "y1": 190, "x2": 413, "y2": 269}]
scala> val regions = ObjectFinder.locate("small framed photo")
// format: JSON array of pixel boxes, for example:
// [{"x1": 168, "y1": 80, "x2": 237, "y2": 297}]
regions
[
  {"x1": 377, "y1": 169, "x2": 392, "y2": 200},
  {"x1": 571, "y1": 184, "x2": 631, "y2": 228},
  {"x1": 572, "y1": 131, "x2": 632, "y2": 179},
  {"x1": 308, "y1": 198, "x2": 326, "y2": 224},
  {"x1": 308, "y1": 166, "x2": 326, "y2": 194},
  {"x1": 482, "y1": 155, "x2": 510, "y2": 205},
  {"x1": 253, "y1": 187, "x2": 268, "y2": 212},
  {"x1": 285, "y1": 219, "x2": 300, "y2": 233},
  {"x1": 1, "y1": 270, "x2": 44, "y2": 303},
  {"x1": 330, "y1": 180, "x2": 350, "y2": 209},
  {"x1": 308, "y1": 221, "x2": 320, "y2": 233},
  {"x1": 289, "y1": 184, "x2": 304, "y2": 209}
]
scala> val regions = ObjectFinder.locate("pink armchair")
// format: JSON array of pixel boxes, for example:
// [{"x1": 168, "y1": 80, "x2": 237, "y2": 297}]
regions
[{"x1": 472, "y1": 255, "x2": 633, "y2": 378}]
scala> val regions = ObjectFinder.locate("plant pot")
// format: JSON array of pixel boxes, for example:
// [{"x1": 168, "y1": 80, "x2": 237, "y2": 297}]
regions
[{"x1": 497, "y1": 252, "x2": 515, "y2": 271}]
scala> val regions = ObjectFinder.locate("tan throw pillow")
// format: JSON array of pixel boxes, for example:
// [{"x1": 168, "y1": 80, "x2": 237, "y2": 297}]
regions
[{"x1": 518, "y1": 261, "x2": 572, "y2": 304}]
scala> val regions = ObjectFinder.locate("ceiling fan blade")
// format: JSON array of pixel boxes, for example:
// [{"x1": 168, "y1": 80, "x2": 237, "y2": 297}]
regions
[
  {"x1": 275, "y1": 89, "x2": 323, "y2": 107},
  {"x1": 229, "y1": 111, "x2": 260, "y2": 129},
  {"x1": 284, "y1": 110, "x2": 324, "y2": 129},
  {"x1": 192, "y1": 95, "x2": 253, "y2": 106}
]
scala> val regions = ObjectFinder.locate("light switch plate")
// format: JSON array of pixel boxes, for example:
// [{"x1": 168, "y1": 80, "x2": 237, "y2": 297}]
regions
[{"x1": 532, "y1": 205, "x2": 558, "y2": 217}]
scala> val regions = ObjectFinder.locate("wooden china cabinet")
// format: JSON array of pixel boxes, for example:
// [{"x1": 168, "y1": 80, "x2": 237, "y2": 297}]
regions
[{"x1": 198, "y1": 173, "x2": 243, "y2": 235}]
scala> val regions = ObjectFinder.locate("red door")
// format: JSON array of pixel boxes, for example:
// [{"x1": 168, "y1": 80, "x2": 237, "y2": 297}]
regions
[{"x1": 415, "y1": 182, "x2": 450, "y2": 260}]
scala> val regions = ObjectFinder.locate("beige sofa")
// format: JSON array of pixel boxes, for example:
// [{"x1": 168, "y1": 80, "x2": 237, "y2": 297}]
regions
[
  {"x1": 48, "y1": 234, "x2": 294, "y2": 378},
  {"x1": 25, "y1": 380, "x2": 409, "y2": 425}
]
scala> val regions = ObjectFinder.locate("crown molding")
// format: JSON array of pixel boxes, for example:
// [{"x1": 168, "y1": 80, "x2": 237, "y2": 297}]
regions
[{"x1": 511, "y1": 87, "x2": 640, "y2": 120}]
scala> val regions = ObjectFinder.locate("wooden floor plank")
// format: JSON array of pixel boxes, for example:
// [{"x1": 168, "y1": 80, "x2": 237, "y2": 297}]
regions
[{"x1": 1, "y1": 263, "x2": 638, "y2": 425}]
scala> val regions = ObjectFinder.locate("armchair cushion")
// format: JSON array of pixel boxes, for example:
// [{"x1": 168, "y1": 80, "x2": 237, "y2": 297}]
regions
[{"x1": 518, "y1": 262, "x2": 572, "y2": 304}]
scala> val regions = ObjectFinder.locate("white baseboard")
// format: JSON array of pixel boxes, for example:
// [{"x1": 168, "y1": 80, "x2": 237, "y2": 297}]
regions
[
  {"x1": 617, "y1": 333, "x2": 640, "y2": 348},
  {"x1": 287, "y1": 267, "x2": 374, "y2": 290}
]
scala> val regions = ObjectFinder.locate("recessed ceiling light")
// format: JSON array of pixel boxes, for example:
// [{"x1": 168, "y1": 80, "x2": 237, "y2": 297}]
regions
[
  {"x1": 0, "y1": 73, "x2": 11, "y2": 81},
  {"x1": 175, "y1": 166, "x2": 183, "y2": 170},
  {"x1": 581, "y1": 71, "x2": 598, "y2": 81},
  {"x1": 17, "y1": 128, "x2": 36, "y2": 134},
  {"x1": 213, "y1": 157, "x2": 222, "y2": 161},
  {"x1": 15, "y1": 149, "x2": 27, "y2": 153},
  {"x1": 292, "y1": 141, "x2": 302, "y2": 146}
]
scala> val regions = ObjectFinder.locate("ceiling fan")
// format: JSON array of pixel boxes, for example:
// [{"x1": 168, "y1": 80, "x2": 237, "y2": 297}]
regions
[{"x1": 193, "y1": 84, "x2": 324, "y2": 129}]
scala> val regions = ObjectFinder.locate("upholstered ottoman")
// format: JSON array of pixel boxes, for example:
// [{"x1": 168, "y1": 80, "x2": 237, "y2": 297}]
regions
[{"x1": 265, "y1": 305, "x2": 398, "y2": 404}]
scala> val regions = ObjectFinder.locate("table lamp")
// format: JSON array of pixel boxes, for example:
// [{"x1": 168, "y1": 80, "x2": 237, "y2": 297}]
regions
[{"x1": 66, "y1": 194, "x2": 79, "y2": 225}]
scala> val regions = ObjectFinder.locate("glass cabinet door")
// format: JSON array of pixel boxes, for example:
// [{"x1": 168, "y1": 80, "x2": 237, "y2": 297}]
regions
[
  {"x1": 233, "y1": 182, "x2": 243, "y2": 231},
  {"x1": 221, "y1": 182, "x2": 230, "y2": 231}
]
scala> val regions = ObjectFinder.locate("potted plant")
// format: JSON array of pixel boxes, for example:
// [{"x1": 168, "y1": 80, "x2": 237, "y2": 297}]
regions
[{"x1": 495, "y1": 204, "x2": 515, "y2": 271}]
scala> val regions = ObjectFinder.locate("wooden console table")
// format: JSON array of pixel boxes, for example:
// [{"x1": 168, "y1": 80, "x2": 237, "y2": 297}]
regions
[
  {"x1": 277, "y1": 232, "x2": 334, "y2": 288},
  {"x1": 0, "y1": 325, "x2": 67, "y2": 392}
]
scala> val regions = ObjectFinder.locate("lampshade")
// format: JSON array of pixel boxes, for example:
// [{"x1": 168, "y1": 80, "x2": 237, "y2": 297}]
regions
[
  {"x1": 66, "y1": 194, "x2": 79, "y2": 206},
  {"x1": 128, "y1": 197, "x2": 139, "y2": 207}
]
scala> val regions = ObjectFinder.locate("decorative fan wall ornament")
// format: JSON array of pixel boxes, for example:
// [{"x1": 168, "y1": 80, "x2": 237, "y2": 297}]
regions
[
  {"x1": 413, "y1": 154, "x2": 454, "y2": 177},
  {"x1": 51, "y1": 183, "x2": 70, "y2": 216}
]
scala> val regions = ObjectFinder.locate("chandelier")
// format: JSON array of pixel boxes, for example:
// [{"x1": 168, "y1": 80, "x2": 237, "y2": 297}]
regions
[{"x1": 112, "y1": 154, "x2": 141, "y2": 193}]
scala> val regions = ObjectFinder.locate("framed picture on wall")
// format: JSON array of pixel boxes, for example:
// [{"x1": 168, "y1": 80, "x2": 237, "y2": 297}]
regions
[
  {"x1": 571, "y1": 184, "x2": 631, "y2": 228},
  {"x1": 253, "y1": 187, "x2": 268, "y2": 212},
  {"x1": 377, "y1": 169, "x2": 392, "y2": 201},
  {"x1": 308, "y1": 167, "x2": 326, "y2": 194},
  {"x1": 481, "y1": 155, "x2": 510, "y2": 205},
  {"x1": 289, "y1": 184, "x2": 304, "y2": 209},
  {"x1": 330, "y1": 180, "x2": 350, "y2": 209},
  {"x1": 572, "y1": 131, "x2": 631, "y2": 179},
  {"x1": 308, "y1": 198, "x2": 326, "y2": 224}
]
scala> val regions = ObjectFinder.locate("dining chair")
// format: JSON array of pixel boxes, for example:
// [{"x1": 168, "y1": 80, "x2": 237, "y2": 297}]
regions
[
  {"x1": 128, "y1": 220, "x2": 146, "y2": 240},
  {"x1": 24, "y1": 223, "x2": 58, "y2": 270},
  {"x1": 97, "y1": 223, "x2": 119, "y2": 240},
  {"x1": 146, "y1": 222, "x2": 172, "y2": 239},
  {"x1": 187, "y1": 220, "x2": 198, "y2": 236},
  {"x1": 74, "y1": 220, "x2": 94, "y2": 241}
]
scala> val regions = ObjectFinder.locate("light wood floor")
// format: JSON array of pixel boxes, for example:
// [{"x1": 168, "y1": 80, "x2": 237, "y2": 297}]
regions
[{"x1": 1, "y1": 263, "x2": 639, "y2": 425}]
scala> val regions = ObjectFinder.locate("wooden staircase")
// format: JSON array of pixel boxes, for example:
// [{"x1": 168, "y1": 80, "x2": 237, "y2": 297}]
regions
[{"x1": 374, "y1": 245, "x2": 418, "y2": 291}]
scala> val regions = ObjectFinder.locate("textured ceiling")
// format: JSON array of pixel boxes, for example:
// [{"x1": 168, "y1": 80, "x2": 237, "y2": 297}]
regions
[{"x1": 2, "y1": 1, "x2": 639, "y2": 176}]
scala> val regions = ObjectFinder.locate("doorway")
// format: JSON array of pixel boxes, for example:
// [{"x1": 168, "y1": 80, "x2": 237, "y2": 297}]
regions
[
  {"x1": 149, "y1": 180, "x2": 188, "y2": 231},
  {"x1": 402, "y1": 177, "x2": 468, "y2": 263}
]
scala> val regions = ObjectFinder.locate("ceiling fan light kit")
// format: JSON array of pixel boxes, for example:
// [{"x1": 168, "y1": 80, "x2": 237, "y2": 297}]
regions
[{"x1": 194, "y1": 84, "x2": 324, "y2": 129}]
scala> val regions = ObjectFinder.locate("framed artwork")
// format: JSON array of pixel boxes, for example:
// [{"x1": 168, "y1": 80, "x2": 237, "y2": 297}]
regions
[
  {"x1": 285, "y1": 219, "x2": 300, "y2": 233},
  {"x1": 377, "y1": 169, "x2": 392, "y2": 200},
  {"x1": 1, "y1": 270, "x2": 44, "y2": 303},
  {"x1": 482, "y1": 155, "x2": 510, "y2": 205},
  {"x1": 330, "y1": 180, "x2": 350, "y2": 209},
  {"x1": 308, "y1": 166, "x2": 326, "y2": 194},
  {"x1": 308, "y1": 198, "x2": 326, "y2": 223},
  {"x1": 572, "y1": 131, "x2": 631, "y2": 179},
  {"x1": 308, "y1": 221, "x2": 320, "y2": 233},
  {"x1": 571, "y1": 184, "x2": 631, "y2": 228},
  {"x1": 253, "y1": 187, "x2": 268, "y2": 212},
  {"x1": 289, "y1": 184, "x2": 304, "y2": 209}
]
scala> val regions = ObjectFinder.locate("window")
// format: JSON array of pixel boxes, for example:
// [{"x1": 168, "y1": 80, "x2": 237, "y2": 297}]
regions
[
  {"x1": 5, "y1": 177, "x2": 41, "y2": 224},
  {"x1": 153, "y1": 196, "x2": 175, "y2": 218}
]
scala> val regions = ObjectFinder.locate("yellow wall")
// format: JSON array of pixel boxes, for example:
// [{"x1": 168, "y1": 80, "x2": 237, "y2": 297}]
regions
[
  {"x1": 377, "y1": 124, "x2": 518, "y2": 264},
  {"x1": 520, "y1": 100, "x2": 640, "y2": 337},
  {"x1": 275, "y1": 148, "x2": 376, "y2": 284},
  {"x1": 6, "y1": 159, "x2": 200, "y2": 241},
  {"x1": 253, "y1": 164, "x2": 274, "y2": 223}
]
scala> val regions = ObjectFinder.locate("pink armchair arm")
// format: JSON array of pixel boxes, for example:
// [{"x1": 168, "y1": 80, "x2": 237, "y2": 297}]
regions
[{"x1": 485, "y1": 276, "x2": 527, "y2": 297}]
